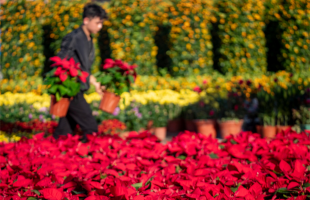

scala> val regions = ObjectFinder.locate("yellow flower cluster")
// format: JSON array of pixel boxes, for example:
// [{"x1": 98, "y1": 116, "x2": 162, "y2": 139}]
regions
[
  {"x1": 215, "y1": 0, "x2": 267, "y2": 74},
  {"x1": 278, "y1": 0, "x2": 310, "y2": 72},
  {"x1": 0, "y1": 131, "x2": 22, "y2": 143},
  {"x1": 166, "y1": 0, "x2": 214, "y2": 76},
  {"x1": 1, "y1": 0, "x2": 45, "y2": 79}
]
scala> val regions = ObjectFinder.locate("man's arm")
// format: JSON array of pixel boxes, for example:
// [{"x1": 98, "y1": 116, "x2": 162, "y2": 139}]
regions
[
  {"x1": 90, "y1": 75, "x2": 105, "y2": 95},
  {"x1": 56, "y1": 35, "x2": 75, "y2": 59}
]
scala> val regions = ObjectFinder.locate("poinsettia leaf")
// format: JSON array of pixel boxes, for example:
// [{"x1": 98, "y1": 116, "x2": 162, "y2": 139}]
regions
[
  {"x1": 100, "y1": 174, "x2": 107, "y2": 179},
  {"x1": 303, "y1": 183, "x2": 310, "y2": 188},
  {"x1": 128, "y1": 75, "x2": 134, "y2": 83},
  {"x1": 59, "y1": 85, "x2": 70, "y2": 96},
  {"x1": 219, "y1": 145, "x2": 225, "y2": 149},
  {"x1": 178, "y1": 155, "x2": 187, "y2": 160},
  {"x1": 209, "y1": 153, "x2": 219, "y2": 159},
  {"x1": 276, "y1": 188, "x2": 290, "y2": 194},
  {"x1": 56, "y1": 92, "x2": 61, "y2": 102},
  {"x1": 132, "y1": 182, "x2": 142, "y2": 190},
  {"x1": 28, "y1": 197, "x2": 37, "y2": 200},
  {"x1": 231, "y1": 185, "x2": 240, "y2": 193},
  {"x1": 230, "y1": 139, "x2": 237, "y2": 144},
  {"x1": 31, "y1": 190, "x2": 40, "y2": 196},
  {"x1": 100, "y1": 75, "x2": 113, "y2": 85},
  {"x1": 294, "y1": 139, "x2": 299, "y2": 143},
  {"x1": 62, "y1": 79, "x2": 72, "y2": 88},
  {"x1": 48, "y1": 85, "x2": 58, "y2": 94}
]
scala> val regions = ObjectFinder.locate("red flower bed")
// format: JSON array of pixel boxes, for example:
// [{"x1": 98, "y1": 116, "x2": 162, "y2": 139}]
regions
[
  {"x1": 1, "y1": 130, "x2": 310, "y2": 199},
  {"x1": 0, "y1": 119, "x2": 126, "y2": 136}
]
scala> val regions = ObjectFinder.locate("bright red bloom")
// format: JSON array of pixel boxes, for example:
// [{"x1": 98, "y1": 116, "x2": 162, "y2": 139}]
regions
[
  {"x1": 79, "y1": 71, "x2": 89, "y2": 83},
  {"x1": 59, "y1": 72, "x2": 68, "y2": 82}
]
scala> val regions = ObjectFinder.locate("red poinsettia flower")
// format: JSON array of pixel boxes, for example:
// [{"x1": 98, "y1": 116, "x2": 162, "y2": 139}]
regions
[
  {"x1": 79, "y1": 71, "x2": 89, "y2": 83},
  {"x1": 103, "y1": 58, "x2": 115, "y2": 69}
]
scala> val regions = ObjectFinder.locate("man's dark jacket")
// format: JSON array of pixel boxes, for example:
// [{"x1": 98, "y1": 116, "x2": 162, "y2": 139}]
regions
[{"x1": 52, "y1": 26, "x2": 95, "y2": 92}]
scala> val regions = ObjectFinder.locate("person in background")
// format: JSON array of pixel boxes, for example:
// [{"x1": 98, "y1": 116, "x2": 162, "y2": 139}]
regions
[{"x1": 52, "y1": 3, "x2": 108, "y2": 142}]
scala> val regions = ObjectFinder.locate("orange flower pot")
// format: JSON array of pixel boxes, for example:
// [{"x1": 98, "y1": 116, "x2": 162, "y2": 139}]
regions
[
  {"x1": 276, "y1": 125, "x2": 291, "y2": 133},
  {"x1": 256, "y1": 125, "x2": 277, "y2": 140},
  {"x1": 194, "y1": 119, "x2": 216, "y2": 138},
  {"x1": 154, "y1": 127, "x2": 167, "y2": 141},
  {"x1": 99, "y1": 91, "x2": 121, "y2": 114},
  {"x1": 49, "y1": 95, "x2": 70, "y2": 117},
  {"x1": 219, "y1": 120, "x2": 244, "y2": 139}
]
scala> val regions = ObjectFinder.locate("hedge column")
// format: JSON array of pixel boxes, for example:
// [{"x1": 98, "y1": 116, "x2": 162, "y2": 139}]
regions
[
  {"x1": 1, "y1": 0, "x2": 45, "y2": 79},
  {"x1": 215, "y1": 0, "x2": 267, "y2": 74}
]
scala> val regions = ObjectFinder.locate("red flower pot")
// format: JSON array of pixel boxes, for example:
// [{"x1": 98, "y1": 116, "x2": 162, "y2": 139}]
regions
[
  {"x1": 219, "y1": 120, "x2": 244, "y2": 139},
  {"x1": 194, "y1": 119, "x2": 216, "y2": 138},
  {"x1": 167, "y1": 119, "x2": 184, "y2": 132},
  {"x1": 185, "y1": 120, "x2": 196, "y2": 132},
  {"x1": 49, "y1": 95, "x2": 70, "y2": 117},
  {"x1": 99, "y1": 91, "x2": 121, "y2": 114}
]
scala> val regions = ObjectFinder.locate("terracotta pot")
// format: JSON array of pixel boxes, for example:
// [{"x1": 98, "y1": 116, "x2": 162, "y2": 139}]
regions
[
  {"x1": 99, "y1": 91, "x2": 121, "y2": 114},
  {"x1": 258, "y1": 125, "x2": 276, "y2": 139},
  {"x1": 154, "y1": 127, "x2": 167, "y2": 141},
  {"x1": 194, "y1": 119, "x2": 216, "y2": 138},
  {"x1": 218, "y1": 119, "x2": 244, "y2": 139},
  {"x1": 146, "y1": 120, "x2": 153, "y2": 130},
  {"x1": 276, "y1": 125, "x2": 291, "y2": 133},
  {"x1": 167, "y1": 119, "x2": 184, "y2": 132},
  {"x1": 49, "y1": 95, "x2": 70, "y2": 117},
  {"x1": 185, "y1": 120, "x2": 196, "y2": 132}
]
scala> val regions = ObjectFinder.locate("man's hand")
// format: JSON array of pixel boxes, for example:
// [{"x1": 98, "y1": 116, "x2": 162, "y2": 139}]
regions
[
  {"x1": 95, "y1": 82, "x2": 104, "y2": 96},
  {"x1": 90, "y1": 75, "x2": 105, "y2": 95}
]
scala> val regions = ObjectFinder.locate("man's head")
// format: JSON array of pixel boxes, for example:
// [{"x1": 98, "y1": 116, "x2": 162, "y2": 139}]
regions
[{"x1": 83, "y1": 3, "x2": 108, "y2": 34}]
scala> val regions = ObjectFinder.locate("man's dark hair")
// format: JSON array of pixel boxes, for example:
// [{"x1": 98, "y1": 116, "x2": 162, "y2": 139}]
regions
[{"x1": 83, "y1": 3, "x2": 108, "y2": 20}]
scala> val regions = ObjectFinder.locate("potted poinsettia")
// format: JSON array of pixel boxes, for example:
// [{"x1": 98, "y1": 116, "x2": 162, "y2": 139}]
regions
[
  {"x1": 43, "y1": 56, "x2": 89, "y2": 117},
  {"x1": 93, "y1": 58, "x2": 137, "y2": 114}
]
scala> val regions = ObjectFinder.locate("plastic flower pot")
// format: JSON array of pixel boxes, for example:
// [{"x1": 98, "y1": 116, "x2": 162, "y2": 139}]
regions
[
  {"x1": 300, "y1": 124, "x2": 310, "y2": 131},
  {"x1": 154, "y1": 127, "x2": 167, "y2": 141},
  {"x1": 167, "y1": 119, "x2": 184, "y2": 132},
  {"x1": 99, "y1": 91, "x2": 121, "y2": 114},
  {"x1": 49, "y1": 95, "x2": 70, "y2": 117},
  {"x1": 218, "y1": 119, "x2": 244, "y2": 139},
  {"x1": 194, "y1": 119, "x2": 216, "y2": 138}
]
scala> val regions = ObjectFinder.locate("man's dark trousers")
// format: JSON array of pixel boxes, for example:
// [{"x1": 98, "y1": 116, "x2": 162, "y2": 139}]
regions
[{"x1": 53, "y1": 92, "x2": 98, "y2": 140}]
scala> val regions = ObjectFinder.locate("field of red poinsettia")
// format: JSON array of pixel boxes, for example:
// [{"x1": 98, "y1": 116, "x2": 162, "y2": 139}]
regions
[{"x1": 1, "y1": 130, "x2": 310, "y2": 200}]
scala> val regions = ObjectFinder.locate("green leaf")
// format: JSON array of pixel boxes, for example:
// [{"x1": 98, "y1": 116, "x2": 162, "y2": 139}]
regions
[
  {"x1": 276, "y1": 187, "x2": 290, "y2": 194},
  {"x1": 303, "y1": 183, "x2": 310, "y2": 188},
  {"x1": 56, "y1": 92, "x2": 61, "y2": 102},
  {"x1": 230, "y1": 139, "x2": 237, "y2": 144},
  {"x1": 58, "y1": 85, "x2": 70, "y2": 96},
  {"x1": 48, "y1": 85, "x2": 58, "y2": 94},
  {"x1": 219, "y1": 144, "x2": 225, "y2": 149},
  {"x1": 294, "y1": 139, "x2": 299, "y2": 144},
  {"x1": 99, "y1": 75, "x2": 113, "y2": 85},
  {"x1": 209, "y1": 153, "x2": 219, "y2": 159},
  {"x1": 178, "y1": 155, "x2": 186, "y2": 160},
  {"x1": 62, "y1": 79, "x2": 72, "y2": 88},
  {"x1": 100, "y1": 174, "x2": 107, "y2": 179},
  {"x1": 128, "y1": 75, "x2": 134, "y2": 83},
  {"x1": 31, "y1": 189, "x2": 40, "y2": 196},
  {"x1": 132, "y1": 182, "x2": 143, "y2": 190},
  {"x1": 231, "y1": 185, "x2": 240, "y2": 193},
  {"x1": 175, "y1": 165, "x2": 182, "y2": 173},
  {"x1": 28, "y1": 197, "x2": 37, "y2": 200}
]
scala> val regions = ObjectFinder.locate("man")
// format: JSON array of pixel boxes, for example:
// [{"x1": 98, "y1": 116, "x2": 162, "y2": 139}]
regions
[{"x1": 52, "y1": 3, "x2": 108, "y2": 142}]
